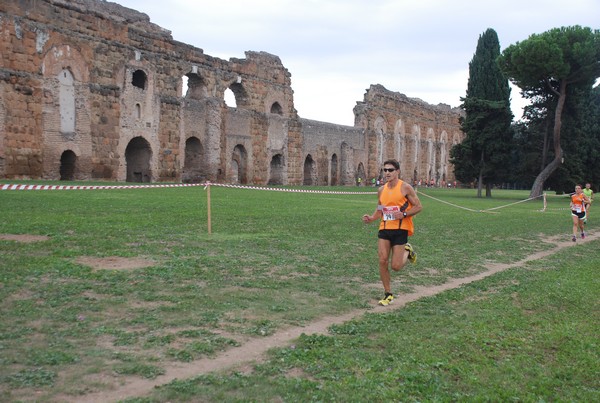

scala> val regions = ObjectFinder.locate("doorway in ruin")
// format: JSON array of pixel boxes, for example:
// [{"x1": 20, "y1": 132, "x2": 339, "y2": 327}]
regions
[
  {"x1": 330, "y1": 154, "x2": 338, "y2": 186},
  {"x1": 268, "y1": 154, "x2": 284, "y2": 185},
  {"x1": 231, "y1": 144, "x2": 248, "y2": 184},
  {"x1": 59, "y1": 150, "x2": 77, "y2": 181},
  {"x1": 356, "y1": 162, "x2": 366, "y2": 186},
  {"x1": 303, "y1": 154, "x2": 316, "y2": 186},
  {"x1": 125, "y1": 136, "x2": 152, "y2": 182},
  {"x1": 183, "y1": 137, "x2": 204, "y2": 183}
]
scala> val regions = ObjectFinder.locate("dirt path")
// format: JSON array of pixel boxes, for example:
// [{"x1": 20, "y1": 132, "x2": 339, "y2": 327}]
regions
[{"x1": 76, "y1": 232, "x2": 598, "y2": 403}]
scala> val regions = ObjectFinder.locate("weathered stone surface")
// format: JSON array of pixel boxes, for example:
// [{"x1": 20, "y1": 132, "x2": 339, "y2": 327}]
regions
[{"x1": 0, "y1": 0, "x2": 463, "y2": 185}]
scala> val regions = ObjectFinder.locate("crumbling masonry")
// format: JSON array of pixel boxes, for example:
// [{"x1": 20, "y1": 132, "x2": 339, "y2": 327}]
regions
[{"x1": 0, "y1": 0, "x2": 464, "y2": 186}]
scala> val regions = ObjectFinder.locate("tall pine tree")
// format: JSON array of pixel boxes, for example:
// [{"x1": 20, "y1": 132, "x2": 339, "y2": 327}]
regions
[
  {"x1": 498, "y1": 26, "x2": 600, "y2": 198},
  {"x1": 450, "y1": 28, "x2": 513, "y2": 197}
]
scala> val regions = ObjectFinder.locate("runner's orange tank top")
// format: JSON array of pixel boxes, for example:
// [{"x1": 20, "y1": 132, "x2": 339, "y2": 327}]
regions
[
  {"x1": 571, "y1": 193, "x2": 585, "y2": 212},
  {"x1": 378, "y1": 180, "x2": 415, "y2": 235}
]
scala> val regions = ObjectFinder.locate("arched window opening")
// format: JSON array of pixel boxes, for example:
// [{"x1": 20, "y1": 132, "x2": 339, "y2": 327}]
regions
[
  {"x1": 181, "y1": 75, "x2": 189, "y2": 97},
  {"x1": 270, "y1": 102, "x2": 283, "y2": 115},
  {"x1": 132, "y1": 70, "x2": 147, "y2": 90},
  {"x1": 135, "y1": 103, "x2": 141, "y2": 119},
  {"x1": 224, "y1": 88, "x2": 237, "y2": 107},
  {"x1": 227, "y1": 82, "x2": 248, "y2": 108},
  {"x1": 59, "y1": 150, "x2": 77, "y2": 181}
]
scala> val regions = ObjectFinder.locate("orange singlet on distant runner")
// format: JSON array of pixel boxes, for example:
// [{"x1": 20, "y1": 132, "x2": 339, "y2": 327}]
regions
[{"x1": 571, "y1": 192, "x2": 586, "y2": 214}]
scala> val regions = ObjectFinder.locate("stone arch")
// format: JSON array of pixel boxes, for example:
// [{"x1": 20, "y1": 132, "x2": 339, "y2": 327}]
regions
[
  {"x1": 340, "y1": 142, "x2": 352, "y2": 185},
  {"x1": 41, "y1": 45, "x2": 89, "y2": 82},
  {"x1": 438, "y1": 131, "x2": 449, "y2": 184},
  {"x1": 394, "y1": 119, "x2": 407, "y2": 176},
  {"x1": 185, "y1": 73, "x2": 208, "y2": 100},
  {"x1": 224, "y1": 88, "x2": 236, "y2": 107},
  {"x1": 182, "y1": 136, "x2": 204, "y2": 183},
  {"x1": 330, "y1": 153, "x2": 338, "y2": 186},
  {"x1": 132, "y1": 69, "x2": 147, "y2": 90},
  {"x1": 125, "y1": 136, "x2": 152, "y2": 182},
  {"x1": 426, "y1": 128, "x2": 435, "y2": 183},
  {"x1": 452, "y1": 132, "x2": 462, "y2": 146},
  {"x1": 268, "y1": 153, "x2": 285, "y2": 185},
  {"x1": 41, "y1": 45, "x2": 92, "y2": 180},
  {"x1": 227, "y1": 81, "x2": 249, "y2": 108},
  {"x1": 231, "y1": 144, "x2": 248, "y2": 184},
  {"x1": 270, "y1": 102, "x2": 283, "y2": 115},
  {"x1": 411, "y1": 125, "x2": 421, "y2": 183},
  {"x1": 374, "y1": 116, "x2": 387, "y2": 167},
  {"x1": 59, "y1": 150, "x2": 77, "y2": 180},
  {"x1": 303, "y1": 154, "x2": 316, "y2": 186}
]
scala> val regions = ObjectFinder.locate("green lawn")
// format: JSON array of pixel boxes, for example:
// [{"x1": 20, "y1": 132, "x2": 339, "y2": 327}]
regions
[{"x1": 0, "y1": 183, "x2": 597, "y2": 402}]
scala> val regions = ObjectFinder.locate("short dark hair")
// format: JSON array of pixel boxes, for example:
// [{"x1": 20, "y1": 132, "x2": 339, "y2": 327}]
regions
[{"x1": 383, "y1": 159, "x2": 400, "y2": 170}]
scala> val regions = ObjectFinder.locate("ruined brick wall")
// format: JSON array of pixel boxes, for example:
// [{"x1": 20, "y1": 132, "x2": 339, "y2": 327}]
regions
[
  {"x1": 0, "y1": 0, "x2": 462, "y2": 186},
  {"x1": 300, "y1": 119, "x2": 366, "y2": 186},
  {"x1": 354, "y1": 85, "x2": 464, "y2": 185}
]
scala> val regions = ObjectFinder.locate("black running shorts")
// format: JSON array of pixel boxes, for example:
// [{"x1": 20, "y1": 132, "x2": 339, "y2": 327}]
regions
[{"x1": 378, "y1": 229, "x2": 408, "y2": 246}]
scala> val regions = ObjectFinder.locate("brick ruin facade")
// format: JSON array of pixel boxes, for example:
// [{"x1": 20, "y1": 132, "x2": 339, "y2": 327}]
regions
[{"x1": 0, "y1": 0, "x2": 464, "y2": 186}]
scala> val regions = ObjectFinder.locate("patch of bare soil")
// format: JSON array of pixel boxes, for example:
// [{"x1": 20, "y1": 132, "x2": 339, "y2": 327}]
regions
[
  {"x1": 0, "y1": 233, "x2": 50, "y2": 243},
  {"x1": 72, "y1": 231, "x2": 599, "y2": 403},
  {"x1": 75, "y1": 256, "x2": 155, "y2": 271}
]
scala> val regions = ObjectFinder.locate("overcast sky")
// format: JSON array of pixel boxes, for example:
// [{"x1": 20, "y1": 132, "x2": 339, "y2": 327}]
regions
[{"x1": 114, "y1": 0, "x2": 599, "y2": 126}]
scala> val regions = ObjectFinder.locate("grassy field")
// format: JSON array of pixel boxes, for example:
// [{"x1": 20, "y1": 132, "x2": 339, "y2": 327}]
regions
[{"x1": 0, "y1": 182, "x2": 598, "y2": 402}]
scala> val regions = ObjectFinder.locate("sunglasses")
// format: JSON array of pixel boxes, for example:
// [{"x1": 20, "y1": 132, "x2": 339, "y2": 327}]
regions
[{"x1": 383, "y1": 168, "x2": 396, "y2": 172}]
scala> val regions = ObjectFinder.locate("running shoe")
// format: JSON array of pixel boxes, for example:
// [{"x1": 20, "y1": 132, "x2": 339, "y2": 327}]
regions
[
  {"x1": 378, "y1": 294, "x2": 394, "y2": 306},
  {"x1": 581, "y1": 232, "x2": 585, "y2": 239},
  {"x1": 572, "y1": 235, "x2": 577, "y2": 242},
  {"x1": 405, "y1": 243, "x2": 417, "y2": 263}
]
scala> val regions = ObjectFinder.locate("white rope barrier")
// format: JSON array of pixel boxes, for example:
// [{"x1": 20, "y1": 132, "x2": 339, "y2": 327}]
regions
[
  {"x1": 417, "y1": 190, "x2": 544, "y2": 213},
  {"x1": 416, "y1": 190, "x2": 482, "y2": 212}
]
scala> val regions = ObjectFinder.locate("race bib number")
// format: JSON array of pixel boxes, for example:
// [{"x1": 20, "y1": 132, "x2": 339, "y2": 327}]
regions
[
  {"x1": 575, "y1": 206, "x2": 582, "y2": 213},
  {"x1": 382, "y1": 206, "x2": 400, "y2": 221}
]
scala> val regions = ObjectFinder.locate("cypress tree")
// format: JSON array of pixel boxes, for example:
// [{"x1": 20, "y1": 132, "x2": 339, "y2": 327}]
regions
[{"x1": 450, "y1": 28, "x2": 513, "y2": 197}]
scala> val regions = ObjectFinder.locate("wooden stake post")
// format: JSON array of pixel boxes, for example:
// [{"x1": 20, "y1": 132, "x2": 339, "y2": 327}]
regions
[{"x1": 206, "y1": 182, "x2": 212, "y2": 234}]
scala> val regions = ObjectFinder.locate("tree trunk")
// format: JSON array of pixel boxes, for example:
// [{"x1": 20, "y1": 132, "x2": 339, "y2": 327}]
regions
[
  {"x1": 486, "y1": 182, "x2": 492, "y2": 198},
  {"x1": 529, "y1": 80, "x2": 567, "y2": 199},
  {"x1": 541, "y1": 116, "x2": 551, "y2": 171},
  {"x1": 477, "y1": 150, "x2": 484, "y2": 198}
]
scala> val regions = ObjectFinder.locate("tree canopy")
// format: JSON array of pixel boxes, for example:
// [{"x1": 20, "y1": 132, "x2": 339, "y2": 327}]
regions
[{"x1": 498, "y1": 26, "x2": 600, "y2": 197}]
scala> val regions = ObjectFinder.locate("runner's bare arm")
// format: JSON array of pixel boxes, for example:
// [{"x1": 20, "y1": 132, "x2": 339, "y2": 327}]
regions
[
  {"x1": 403, "y1": 182, "x2": 422, "y2": 217},
  {"x1": 362, "y1": 187, "x2": 384, "y2": 223}
]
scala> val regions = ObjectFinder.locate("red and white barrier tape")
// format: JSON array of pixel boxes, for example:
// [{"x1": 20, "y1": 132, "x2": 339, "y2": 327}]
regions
[
  {"x1": 1, "y1": 182, "x2": 377, "y2": 195},
  {"x1": 1, "y1": 183, "x2": 204, "y2": 191},
  {"x1": 206, "y1": 183, "x2": 376, "y2": 195}
]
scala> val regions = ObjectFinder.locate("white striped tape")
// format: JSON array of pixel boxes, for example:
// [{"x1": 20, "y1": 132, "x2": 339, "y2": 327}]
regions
[{"x1": 1, "y1": 182, "x2": 377, "y2": 195}]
